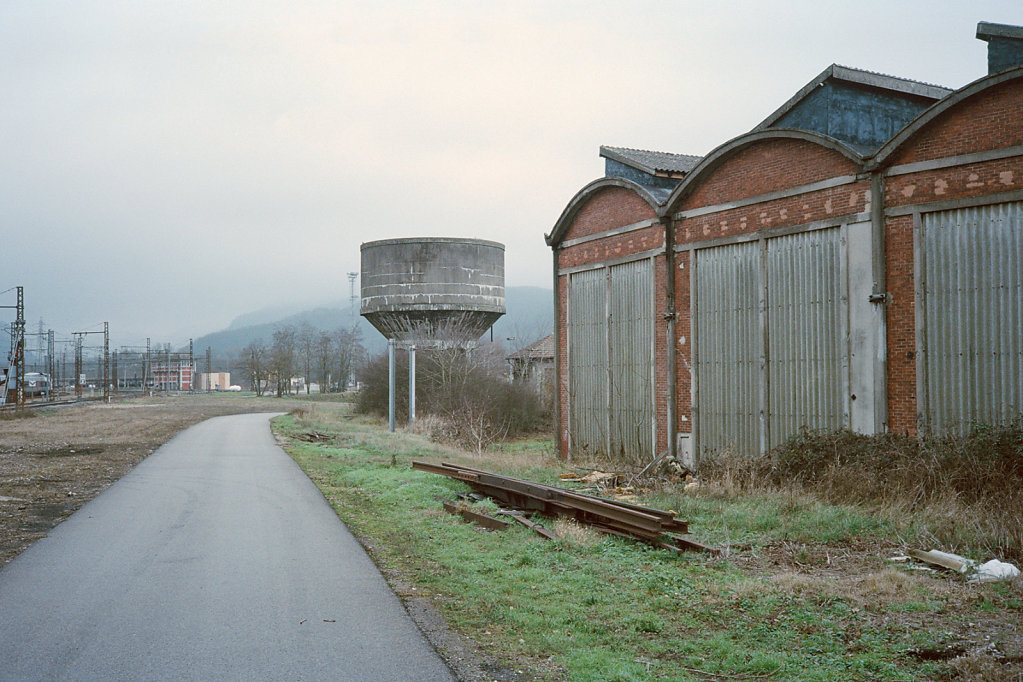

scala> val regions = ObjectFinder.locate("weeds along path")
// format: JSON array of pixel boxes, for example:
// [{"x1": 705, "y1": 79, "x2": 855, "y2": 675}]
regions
[
  {"x1": 277, "y1": 404, "x2": 1023, "y2": 682},
  {"x1": 0, "y1": 394, "x2": 310, "y2": 567}
]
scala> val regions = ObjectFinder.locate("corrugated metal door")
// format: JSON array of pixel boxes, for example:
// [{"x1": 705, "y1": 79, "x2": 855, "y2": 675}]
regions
[
  {"x1": 694, "y1": 242, "x2": 760, "y2": 456},
  {"x1": 568, "y1": 269, "x2": 608, "y2": 454},
  {"x1": 766, "y1": 229, "x2": 846, "y2": 447},
  {"x1": 694, "y1": 228, "x2": 846, "y2": 458},
  {"x1": 921, "y1": 201, "x2": 1023, "y2": 433},
  {"x1": 609, "y1": 259, "x2": 654, "y2": 457}
]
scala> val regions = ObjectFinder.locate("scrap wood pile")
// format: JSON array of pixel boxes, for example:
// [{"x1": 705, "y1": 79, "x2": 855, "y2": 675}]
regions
[
  {"x1": 293, "y1": 430, "x2": 332, "y2": 443},
  {"x1": 412, "y1": 460, "x2": 717, "y2": 554}
]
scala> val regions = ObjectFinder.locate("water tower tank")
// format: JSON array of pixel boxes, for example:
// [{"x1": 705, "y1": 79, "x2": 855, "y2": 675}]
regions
[{"x1": 360, "y1": 238, "x2": 505, "y2": 343}]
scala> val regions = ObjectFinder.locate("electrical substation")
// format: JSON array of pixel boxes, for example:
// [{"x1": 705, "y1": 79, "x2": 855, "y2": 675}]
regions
[{"x1": 1, "y1": 285, "x2": 217, "y2": 408}]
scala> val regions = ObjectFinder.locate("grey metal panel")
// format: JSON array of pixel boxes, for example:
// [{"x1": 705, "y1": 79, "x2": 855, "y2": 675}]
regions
[
  {"x1": 765, "y1": 229, "x2": 845, "y2": 447},
  {"x1": 568, "y1": 269, "x2": 608, "y2": 454},
  {"x1": 609, "y1": 259, "x2": 654, "y2": 458},
  {"x1": 922, "y1": 201, "x2": 1023, "y2": 433},
  {"x1": 694, "y1": 242, "x2": 760, "y2": 456}
]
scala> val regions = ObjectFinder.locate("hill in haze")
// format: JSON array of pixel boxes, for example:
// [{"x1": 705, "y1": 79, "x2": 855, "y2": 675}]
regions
[{"x1": 192, "y1": 286, "x2": 553, "y2": 359}]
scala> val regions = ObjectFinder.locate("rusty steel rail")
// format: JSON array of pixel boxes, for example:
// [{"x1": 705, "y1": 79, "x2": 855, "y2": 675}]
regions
[
  {"x1": 441, "y1": 461, "x2": 688, "y2": 534},
  {"x1": 412, "y1": 461, "x2": 715, "y2": 553}
]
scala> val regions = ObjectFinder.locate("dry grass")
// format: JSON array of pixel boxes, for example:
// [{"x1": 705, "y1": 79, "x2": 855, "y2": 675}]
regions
[
  {"x1": 552, "y1": 517, "x2": 603, "y2": 546},
  {"x1": 950, "y1": 651, "x2": 1022, "y2": 681},
  {"x1": 697, "y1": 424, "x2": 1023, "y2": 562}
]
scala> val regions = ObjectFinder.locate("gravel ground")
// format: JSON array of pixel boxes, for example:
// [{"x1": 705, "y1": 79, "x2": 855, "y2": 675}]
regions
[{"x1": 0, "y1": 394, "x2": 294, "y2": 567}]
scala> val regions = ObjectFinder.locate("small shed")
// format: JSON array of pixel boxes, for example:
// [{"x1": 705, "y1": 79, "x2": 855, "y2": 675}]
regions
[{"x1": 506, "y1": 334, "x2": 555, "y2": 386}]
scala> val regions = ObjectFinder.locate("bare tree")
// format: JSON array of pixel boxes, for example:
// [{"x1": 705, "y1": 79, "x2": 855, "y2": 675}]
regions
[
  {"x1": 239, "y1": 340, "x2": 269, "y2": 396},
  {"x1": 270, "y1": 325, "x2": 297, "y2": 397},
  {"x1": 315, "y1": 331, "x2": 333, "y2": 392},
  {"x1": 333, "y1": 326, "x2": 364, "y2": 391},
  {"x1": 296, "y1": 322, "x2": 317, "y2": 394}
]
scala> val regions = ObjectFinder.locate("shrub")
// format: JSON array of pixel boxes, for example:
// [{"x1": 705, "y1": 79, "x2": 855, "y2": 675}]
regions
[
  {"x1": 356, "y1": 344, "x2": 549, "y2": 452},
  {"x1": 696, "y1": 421, "x2": 1023, "y2": 561}
]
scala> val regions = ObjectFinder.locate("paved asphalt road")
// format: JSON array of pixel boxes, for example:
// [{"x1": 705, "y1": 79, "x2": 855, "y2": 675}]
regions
[{"x1": 0, "y1": 413, "x2": 454, "y2": 681}]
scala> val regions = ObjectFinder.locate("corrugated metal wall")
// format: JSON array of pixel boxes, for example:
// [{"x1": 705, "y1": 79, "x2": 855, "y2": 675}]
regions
[
  {"x1": 694, "y1": 242, "x2": 760, "y2": 456},
  {"x1": 567, "y1": 259, "x2": 654, "y2": 459},
  {"x1": 693, "y1": 227, "x2": 846, "y2": 457},
  {"x1": 766, "y1": 229, "x2": 846, "y2": 447},
  {"x1": 921, "y1": 201, "x2": 1023, "y2": 433},
  {"x1": 568, "y1": 269, "x2": 608, "y2": 453},
  {"x1": 609, "y1": 260, "x2": 654, "y2": 457}
]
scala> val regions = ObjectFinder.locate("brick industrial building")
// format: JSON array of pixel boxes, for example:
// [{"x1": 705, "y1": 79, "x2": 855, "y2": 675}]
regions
[{"x1": 547, "y1": 22, "x2": 1023, "y2": 464}]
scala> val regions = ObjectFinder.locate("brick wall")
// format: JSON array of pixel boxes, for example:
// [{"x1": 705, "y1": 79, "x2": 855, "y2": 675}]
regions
[
  {"x1": 684, "y1": 137, "x2": 859, "y2": 207},
  {"x1": 558, "y1": 224, "x2": 664, "y2": 270},
  {"x1": 556, "y1": 273, "x2": 570, "y2": 455},
  {"x1": 886, "y1": 158, "x2": 1023, "y2": 209},
  {"x1": 678, "y1": 182, "x2": 870, "y2": 244},
  {"x1": 673, "y1": 249, "x2": 692, "y2": 434},
  {"x1": 559, "y1": 186, "x2": 657, "y2": 242},
  {"x1": 884, "y1": 214, "x2": 916, "y2": 434},
  {"x1": 653, "y1": 255, "x2": 669, "y2": 455},
  {"x1": 882, "y1": 75, "x2": 1023, "y2": 434},
  {"x1": 887, "y1": 79, "x2": 1023, "y2": 166}
]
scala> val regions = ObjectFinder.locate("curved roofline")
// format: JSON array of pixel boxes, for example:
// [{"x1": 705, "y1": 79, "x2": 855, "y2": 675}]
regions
[
  {"x1": 870, "y1": 65, "x2": 1023, "y2": 169},
  {"x1": 546, "y1": 177, "x2": 663, "y2": 247},
  {"x1": 662, "y1": 128, "x2": 865, "y2": 216}
]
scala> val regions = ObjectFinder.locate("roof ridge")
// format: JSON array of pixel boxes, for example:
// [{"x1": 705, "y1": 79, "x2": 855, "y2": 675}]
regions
[
  {"x1": 602, "y1": 145, "x2": 702, "y2": 161},
  {"x1": 831, "y1": 63, "x2": 953, "y2": 93}
]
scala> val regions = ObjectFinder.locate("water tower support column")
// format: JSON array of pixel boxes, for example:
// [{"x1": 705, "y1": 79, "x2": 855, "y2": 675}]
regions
[
  {"x1": 408, "y1": 345, "x2": 416, "y2": 425},
  {"x1": 388, "y1": 338, "x2": 396, "y2": 433}
]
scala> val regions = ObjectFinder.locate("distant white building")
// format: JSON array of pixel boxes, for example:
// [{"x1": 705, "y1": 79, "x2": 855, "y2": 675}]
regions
[{"x1": 199, "y1": 372, "x2": 231, "y2": 391}]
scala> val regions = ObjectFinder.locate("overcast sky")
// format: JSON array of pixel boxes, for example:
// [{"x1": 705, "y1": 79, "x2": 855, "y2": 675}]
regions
[{"x1": 2, "y1": 1, "x2": 1018, "y2": 347}]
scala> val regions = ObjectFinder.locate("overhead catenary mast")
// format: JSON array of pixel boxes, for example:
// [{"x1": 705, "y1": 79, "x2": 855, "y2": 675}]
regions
[{"x1": 347, "y1": 271, "x2": 358, "y2": 331}]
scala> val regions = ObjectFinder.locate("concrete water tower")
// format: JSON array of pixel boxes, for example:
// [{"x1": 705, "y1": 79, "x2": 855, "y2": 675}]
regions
[
  {"x1": 360, "y1": 238, "x2": 505, "y2": 345},
  {"x1": 360, "y1": 237, "x2": 506, "y2": 432}
]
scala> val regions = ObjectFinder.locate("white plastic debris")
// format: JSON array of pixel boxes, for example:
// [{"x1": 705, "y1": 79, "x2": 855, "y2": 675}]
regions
[
  {"x1": 909, "y1": 549, "x2": 975, "y2": 573},
  {"x1": 970, "y1": 559, "x2": 1021, "y2": 583}
]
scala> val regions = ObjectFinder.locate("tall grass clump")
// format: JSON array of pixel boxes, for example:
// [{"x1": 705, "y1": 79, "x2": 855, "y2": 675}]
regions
[{"x1": 697, "y1": 422, "x2": 1023, "y2": 561}]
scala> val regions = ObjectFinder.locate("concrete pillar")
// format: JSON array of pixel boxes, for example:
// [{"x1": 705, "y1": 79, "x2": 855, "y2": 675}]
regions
[
  {"x1": 388, "y1": 338, "x2": 396, "y2": 433},
  {"x1": 408, "y1": 344, "x2": 416, "y2": 426}
]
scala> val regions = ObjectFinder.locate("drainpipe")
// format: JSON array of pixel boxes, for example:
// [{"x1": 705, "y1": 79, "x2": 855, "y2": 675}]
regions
[{"x1": 662, "y1": 215, "x2": 678, "y2": 462}]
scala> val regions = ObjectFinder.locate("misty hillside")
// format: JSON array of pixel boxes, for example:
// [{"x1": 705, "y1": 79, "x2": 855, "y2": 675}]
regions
[{"x1": 192, "y1": 286, "x2": 553, "y2": 359}]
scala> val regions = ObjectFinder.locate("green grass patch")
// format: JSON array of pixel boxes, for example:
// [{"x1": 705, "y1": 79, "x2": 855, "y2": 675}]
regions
[{"x1": 274, "y1": 410, "x2": 1018, "y2": 680}]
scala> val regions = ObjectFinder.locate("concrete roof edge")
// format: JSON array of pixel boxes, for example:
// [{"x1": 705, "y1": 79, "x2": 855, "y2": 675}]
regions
[
  {"x1": 831, "y1": 64, "x2": 952, "y2": 99},
  {"x1": 361, "y1": 237, "x2": 505, "y2": 250},
  {"x1": 977, "y1": 21, "x2": 1023, "y2": 41}
]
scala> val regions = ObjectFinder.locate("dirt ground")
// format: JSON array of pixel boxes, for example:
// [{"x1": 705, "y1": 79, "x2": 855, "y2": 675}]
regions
[
  {"x1": 0, "y1": 394, "x2": 290, "y2": 567},
  {"x1": 728, "y1": 537, "x2": 1023, "y2": 679}
]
